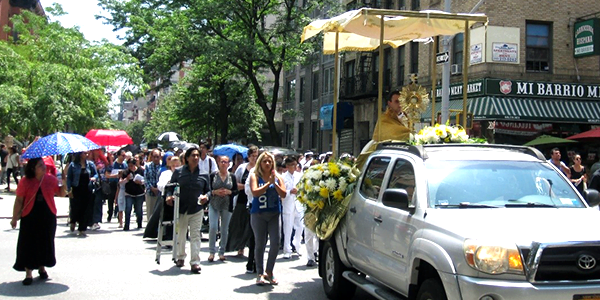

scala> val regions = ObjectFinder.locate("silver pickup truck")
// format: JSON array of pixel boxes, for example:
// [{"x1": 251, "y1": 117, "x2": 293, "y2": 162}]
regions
[{"x1": 320, "y1": 143, "x2": 600, "y2": 300}]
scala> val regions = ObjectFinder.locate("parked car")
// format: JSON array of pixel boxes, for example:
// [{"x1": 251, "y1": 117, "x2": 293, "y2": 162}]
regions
[{"x1": 321, "y1": 142, "x2": 600, "y2": 300}]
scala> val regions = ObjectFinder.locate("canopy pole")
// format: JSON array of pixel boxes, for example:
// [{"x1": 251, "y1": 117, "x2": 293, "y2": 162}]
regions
[
  {"x1": 431, "y1": 37, "x2": 438, "y2": 126},
  {"x1": 332, "y1": 31, "x2": 339, "y2": 158},
  {"x1": 462, "y1": 20, "x2": 470, "y2": 129},
  {"x1": 377, "y1": 15, "x2": 384, "y2": 139}
]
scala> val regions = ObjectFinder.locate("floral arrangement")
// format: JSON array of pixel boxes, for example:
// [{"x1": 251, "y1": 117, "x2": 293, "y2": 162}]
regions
[
  {"x1": 411, "y1": 123, "x2": 485, "y2": 145},
  {"x1": 297, "y1": 160, "x2": 359, "y2": 240}
]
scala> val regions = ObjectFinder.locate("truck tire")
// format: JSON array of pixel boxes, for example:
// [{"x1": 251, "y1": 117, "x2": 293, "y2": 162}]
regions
[
  {"x1": 416, "y1": 278, "x2": 447, "y2": 300},
  {"x1": 322, "y1": 240, "x2": 356, "y2": 300}
]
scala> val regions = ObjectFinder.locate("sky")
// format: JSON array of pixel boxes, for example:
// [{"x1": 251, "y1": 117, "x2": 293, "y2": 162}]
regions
[
  {"x1": 45, "y1": 0, "x2": 122, "y2": 44},
  {"x1": 45, "y1": 1, "x2": 126, "y2": 114}
]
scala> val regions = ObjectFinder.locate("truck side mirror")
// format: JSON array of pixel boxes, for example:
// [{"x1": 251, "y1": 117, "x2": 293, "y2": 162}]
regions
[
  {"x1": 583, "y1": 189, "x2": 600, "y2": 207},
  {"x1": 382, "y1": 188, "x2": 415, "y2": 214}
]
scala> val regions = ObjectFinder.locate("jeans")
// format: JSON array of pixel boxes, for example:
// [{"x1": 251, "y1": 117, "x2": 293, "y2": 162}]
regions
[
  {"x1": 125, "y1": 195, "x2": 144, "y2": 230},
  {"x1": 208, "y1": 205, "x2": 232, "y2": 256},
  {"x1": 251, "y1": 211, "x2": 280, "y2": 275},
  {"x1": 92, "y1": 190, "x2": 105, "y2": 224},
  {"x1": 176, "y1": 210, "x2": 204, "y2": 266}
]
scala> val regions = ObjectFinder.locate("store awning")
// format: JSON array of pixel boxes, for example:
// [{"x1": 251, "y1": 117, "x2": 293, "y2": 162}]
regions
[{"x1": 422, "y1": 96, "x2": 600, "y2": 124}]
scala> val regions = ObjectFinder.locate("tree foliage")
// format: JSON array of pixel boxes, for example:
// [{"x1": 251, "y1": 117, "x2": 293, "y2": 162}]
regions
[
  {"x1": 99, "y1": 0, "x2": 337, "y2": 146},
  {"x1": 0, "y1": 4, "x2": 145, "y2": 140}
]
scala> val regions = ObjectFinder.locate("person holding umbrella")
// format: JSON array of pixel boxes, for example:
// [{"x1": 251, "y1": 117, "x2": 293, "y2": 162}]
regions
[
  {"x1": 66, "y1": 152, "x2": 98, "y2": 236},
  {"x1": 10, "y1": 157, "x2": 67, "y2": 285}
]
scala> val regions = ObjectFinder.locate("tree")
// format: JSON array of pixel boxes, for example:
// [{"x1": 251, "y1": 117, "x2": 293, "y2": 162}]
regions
[
  {"x1": 99, "y1": 0, "x2": 337, "y2": 146},
  {"x1": 144, "y1": 59, "x2": 264, "y2": 145},
  {"x1": 125, "y1": 120, "x2": 147, "y2": 145},
  {"x1": 0, "y1": 4, "x2": 145, "y2": 140}
]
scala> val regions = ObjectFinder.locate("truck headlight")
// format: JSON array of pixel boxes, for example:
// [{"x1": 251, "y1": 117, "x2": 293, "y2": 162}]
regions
[{"x1": 463, "y1": 239, "x2": 524, "y2": 275}]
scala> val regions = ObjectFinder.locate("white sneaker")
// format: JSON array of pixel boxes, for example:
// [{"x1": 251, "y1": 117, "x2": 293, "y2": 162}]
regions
[
  {"x1": 91, "y1": 223, "x2": 101, "y2": 230},
  {"x1": 283, "y1": 253, "x2": 291, "y2": 259}
]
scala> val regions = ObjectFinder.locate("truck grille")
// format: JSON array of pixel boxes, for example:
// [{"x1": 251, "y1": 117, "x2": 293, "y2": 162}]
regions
[{"x1": 528, "y1": 244, "x2": 600, "y2": 282}]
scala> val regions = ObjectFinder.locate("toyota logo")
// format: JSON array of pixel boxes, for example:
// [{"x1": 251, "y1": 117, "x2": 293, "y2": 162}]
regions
[{"x1": 578, "y1": 254, "x2": 596, "y2": 270}]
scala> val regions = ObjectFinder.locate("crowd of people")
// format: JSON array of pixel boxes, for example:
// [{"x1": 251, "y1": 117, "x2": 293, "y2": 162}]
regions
[{"x1": 4, "y1": 139, "x2": 354, "y2": 286}]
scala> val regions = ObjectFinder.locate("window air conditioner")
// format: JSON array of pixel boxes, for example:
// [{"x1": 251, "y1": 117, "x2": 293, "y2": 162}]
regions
[{"x1": 451, "y1": 64, "x2": 462, "y2": 75}]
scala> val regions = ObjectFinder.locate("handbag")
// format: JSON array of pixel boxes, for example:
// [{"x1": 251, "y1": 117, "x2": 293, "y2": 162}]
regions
[{"x1": 101, "y1": 179, "x2": 111, "y2": 195}]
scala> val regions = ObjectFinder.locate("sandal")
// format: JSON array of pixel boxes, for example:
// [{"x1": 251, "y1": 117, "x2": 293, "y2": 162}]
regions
[
  {"x1": 38, "y1": 270, "x2": 48, "y2": 280},
  {"x1": 255, "y1": 275, "x2": 267, "y2": 286},
  {"x1": 264, "y1": 274, "x2": 278, "y2": 285},
  {"x1": 208, "y1": 254, "x2": 215, "y2": 262}
]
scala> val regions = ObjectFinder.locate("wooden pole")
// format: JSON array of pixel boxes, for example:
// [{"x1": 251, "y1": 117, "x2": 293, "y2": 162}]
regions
[
  {"x1": 377, "y1": 15, "x2": 384, "y2": 139},
  {"x1": 462, "y1": 20, "x2": 470, "y2": 129},
  {"x1": 431, "y1": 37, "x2": 438, "y2": 126},
  {"x1": 332, "y1": 32, "x2": 339, "y2": 158}
]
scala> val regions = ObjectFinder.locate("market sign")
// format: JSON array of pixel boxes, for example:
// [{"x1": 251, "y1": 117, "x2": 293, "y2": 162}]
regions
[
  {"x1": 574, "y1": 18, "x2": 600, "y2": 58},
  {"x1": 435, "y1": 79, "x2": 485, "y2": 99},
  {"x1": 487, "y1": 78, "x2": 600, "y2": 100}
]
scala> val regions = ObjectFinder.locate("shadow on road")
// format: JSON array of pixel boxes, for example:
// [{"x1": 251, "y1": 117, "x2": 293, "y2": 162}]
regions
[
  {"x1": 149, "y1": 266, "x2": 187, "y2": 277},
  {"x1": 0, "y1": 281, "x2": 69, "y2": 297}
]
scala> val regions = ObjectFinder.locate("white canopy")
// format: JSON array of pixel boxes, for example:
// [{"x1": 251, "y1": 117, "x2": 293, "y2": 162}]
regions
[{"x1": 301, "y1": 8, "x2": 488, "y2": 54}]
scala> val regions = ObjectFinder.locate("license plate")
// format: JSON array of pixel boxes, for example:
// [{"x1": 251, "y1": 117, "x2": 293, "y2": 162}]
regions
[{"x1": 574, "y1": 295, "x2": 600, "y2": 300}]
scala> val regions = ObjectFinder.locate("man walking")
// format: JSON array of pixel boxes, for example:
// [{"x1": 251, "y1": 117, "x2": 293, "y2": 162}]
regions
[
  {"x1": 0, "y1": 144, "x2": 7, "y2": 185},
  {"x1": 548, "y1": 148, "x2": 571, "y2": 178},
  {"x1": 144, "y1": 149, "x2": 162, "y2": 221},
  {"x1": 165, "y1": 147, "x2": 211, "y2": 274},
  {"x1": 198, "y1": 141, "x2": 217, "y2": 175},
  {"x1": 282, "y1": 157, "x2": 303, "y2": 259},
  {"x1": 107, "y1": 150, "x2": 128, "y2": 223}
]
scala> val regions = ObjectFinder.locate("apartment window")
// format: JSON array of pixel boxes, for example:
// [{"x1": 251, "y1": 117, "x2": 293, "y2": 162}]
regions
[
  {"x1": 345, "y1": 60, "x2": 356, "y2": 95},
  {"x1": 410, "y1": 42, "x2": 419, "y2": 74},
  {"x1": 411, "y1": 0, "x2": 420, "y2": 10},
  {"x1": 299, "y1": 77, "x2": 305, "y2": 103},
  {"x1": 298, "y1": 122, "x2": 304, "y2": 149},
  {"x1": 397, "y1": 46, "x2": 405, "y2": 86},
  {"x1": 384, "y1": 48, "x2": 391, "y2": 88},
  {"x1": 312, "y1": 72, "x2": 319, "y2": 100},
  {"x1": 453, "y1": 33, "x2": 463, "y2": 66},
  {"x1": 323, "y1": 68, "x2": 334, "y2": 95},
  {"x1": 398, "y1": 0, "x2": 406, "y2": 9},
  {"x1": 526, "y1": 22, "x2": 551, "y2": 72},
  {"x1": 287, "y1": 79, "x2": 296, "y2": 101},
  {"x1": 311, "y1": 121, "x2": 318, "y2": 149},
  {"x1": 373, "y1": 52, "x2": 380, "y2": 88}
]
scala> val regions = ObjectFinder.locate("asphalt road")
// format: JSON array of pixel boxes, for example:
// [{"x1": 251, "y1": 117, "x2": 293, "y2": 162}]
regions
[{"x1": 0, "y1": 186, "x2": 373, "y2": 300}]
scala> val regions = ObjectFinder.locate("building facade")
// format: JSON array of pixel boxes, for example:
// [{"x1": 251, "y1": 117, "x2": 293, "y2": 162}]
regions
[
  {"x1": 0, "y1": 0, "x2": 45, "y2": 41},
  {"x1": 282, "y1": 0, "x2": 600, "y2": 158}
]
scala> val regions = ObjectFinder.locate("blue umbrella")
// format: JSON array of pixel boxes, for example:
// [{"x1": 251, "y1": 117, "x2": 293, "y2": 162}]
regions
[
  {"x1": 213, "y1": 143, "x2": 248, "y2": 160},
  {"x1": 22, "y1": 132, "x2": 102, "y2": 159}
]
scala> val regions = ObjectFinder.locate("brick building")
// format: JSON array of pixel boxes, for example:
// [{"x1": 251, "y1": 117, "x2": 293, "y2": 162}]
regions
[
  {"x1": 0, "y1": 0, "x2": 45, "y2": 41},
  {"x1": 283, "y1": 0, "x2": 600, "y2": 158}
]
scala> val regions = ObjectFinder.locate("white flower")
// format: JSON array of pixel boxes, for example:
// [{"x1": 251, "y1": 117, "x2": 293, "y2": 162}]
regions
[
  {"x1": 339, "y1": 181, "x2": 348, "y2": 192},
  {"x1": 325, "y1": 178, "x2": 337, "y2": 190},
  {"x1": 313, "y1": 185, "x2": 321, "y2": 192},
  {"x1": 323, "y1": 170, "x2": 330, "y2": 177}
]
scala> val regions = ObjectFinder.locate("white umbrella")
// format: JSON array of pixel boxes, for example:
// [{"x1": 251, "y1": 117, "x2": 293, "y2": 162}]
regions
[{"x1": 157, "y1": 132, "x2": 182, "y2": 142}]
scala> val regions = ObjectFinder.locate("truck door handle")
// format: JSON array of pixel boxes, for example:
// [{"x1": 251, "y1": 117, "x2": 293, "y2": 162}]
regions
[
  {"x1": 374, "y1": 216, "x2": 383, "y2": 223},
  {"x1": 349, "y1": 207, "x2": 357, "y2": 213}
]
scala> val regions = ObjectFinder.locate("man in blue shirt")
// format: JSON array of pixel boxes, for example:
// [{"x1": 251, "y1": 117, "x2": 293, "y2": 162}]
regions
[{"x1": 144, "y1": 149, "x2": 162, "y2": 221}]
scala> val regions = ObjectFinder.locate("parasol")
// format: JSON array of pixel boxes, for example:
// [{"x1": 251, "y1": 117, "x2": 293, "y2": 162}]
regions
[
  {"x1": 213, "y1": 144, "x2": 249, "y2": 160},
  {"x1": 524, "y1": 135, "x2": 578, "y2": 147},
  {"x1": 566, "y1": 127, "x2": 600, "y2": 141},
  {"x1": 86, "y1": 129, "x2": 133, "y2": 146},
  {"x1": 22, "y1": 132, "x2": 101, "y2": 159}
]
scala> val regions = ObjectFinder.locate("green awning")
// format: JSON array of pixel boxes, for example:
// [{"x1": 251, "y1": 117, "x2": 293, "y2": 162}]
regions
[{"x1": 422, "y1": 96, "x2": 600, "y2": 124}]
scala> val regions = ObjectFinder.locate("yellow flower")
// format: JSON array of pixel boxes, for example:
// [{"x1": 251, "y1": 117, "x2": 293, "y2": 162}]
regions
[
  {"x1": 317, "y1": 200, "x2": 325, "y2": 209},
  {"x1": 333, "y1": 189, "x2": 344, "y2": 201},
  {"x1": 319, "y1": 187, "x2": 330, "y2": 198},
  {"x1": 329, "y1": 162, "x2": 340, "y2": 177}
]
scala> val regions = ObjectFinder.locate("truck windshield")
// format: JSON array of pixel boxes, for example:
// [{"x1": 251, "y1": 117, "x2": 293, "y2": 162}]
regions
[{"x1": 425, "y1": 160, "x2": 585, "y2": 208}]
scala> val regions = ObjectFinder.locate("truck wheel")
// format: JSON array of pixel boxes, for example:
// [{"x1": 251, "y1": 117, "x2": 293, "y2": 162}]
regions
[
  {"x1": 416, "y1": 278, "x2": 447, "y2": 300},
  {"x1": 322, "y1": 240, "x2": 356, "y2": 300}
]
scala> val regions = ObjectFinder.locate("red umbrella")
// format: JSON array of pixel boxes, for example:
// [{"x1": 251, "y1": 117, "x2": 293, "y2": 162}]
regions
[
  {"x1": 566, "y1": 127, "x2": 600, "y2": 140},
  {"x1": 85, "y1": 129, "x2": 133, "y2": 146}
]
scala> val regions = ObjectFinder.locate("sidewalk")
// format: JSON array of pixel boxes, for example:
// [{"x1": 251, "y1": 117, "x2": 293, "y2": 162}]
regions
[{"x1": 0, "y1": 182, "x2": 70, "y2": 219}]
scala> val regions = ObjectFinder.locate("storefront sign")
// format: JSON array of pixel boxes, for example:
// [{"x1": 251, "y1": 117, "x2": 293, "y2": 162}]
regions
[
  {"x1": 435, "y1": 80, "x2": 484, "y2": 98},
  {"x1": 494, "y1": 121, "x2": 553, "y2": 136},
  {"x1": 470, "y1": 43, "x2": 483, "y2": 64},
  {"x1": 492, "y1": 43, "x2": 518, "y2": 63},
  {"x1": 574, "y1": 18, "x2": 600, "y2": 58},
  {"x1": 487, "y1": 79, "x2": 600, "y2": 100}
]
